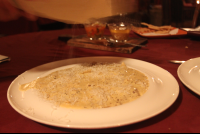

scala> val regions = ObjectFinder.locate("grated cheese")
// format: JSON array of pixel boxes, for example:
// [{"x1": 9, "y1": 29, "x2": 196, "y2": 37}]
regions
[{"x1": 19, "y1": 62, "x2": 149, "y2": 109}]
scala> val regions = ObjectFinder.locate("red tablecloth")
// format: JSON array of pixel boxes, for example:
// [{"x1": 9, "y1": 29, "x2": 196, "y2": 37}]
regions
[{"x1": 0, "y1": 28, "x2": 200, "y2": 133}]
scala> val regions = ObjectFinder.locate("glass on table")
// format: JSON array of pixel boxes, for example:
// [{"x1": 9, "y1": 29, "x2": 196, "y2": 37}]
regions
[
  {"x1": 84, "y1": 21, "x2": 106, "y2": 40},
  {"x1": 107, "y1": 22, "x2": 132, "y2": 42}
]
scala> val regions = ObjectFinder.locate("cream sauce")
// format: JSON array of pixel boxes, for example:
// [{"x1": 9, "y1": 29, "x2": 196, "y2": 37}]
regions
[{"x1": 19, "y1": 62, "x2": 149, "y2": 109}]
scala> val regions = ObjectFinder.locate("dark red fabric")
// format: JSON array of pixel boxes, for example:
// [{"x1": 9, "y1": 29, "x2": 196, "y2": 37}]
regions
[{"x1": 0, "y1": 28, "x2": 200, "y2": 133}]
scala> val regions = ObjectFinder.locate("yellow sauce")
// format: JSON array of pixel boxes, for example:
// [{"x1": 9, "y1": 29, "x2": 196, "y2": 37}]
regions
[{"x1": 110, "y1": 29, "x2": 130, "y2": 41}]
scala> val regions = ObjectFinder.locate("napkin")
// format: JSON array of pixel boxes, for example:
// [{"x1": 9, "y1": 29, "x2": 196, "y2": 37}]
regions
[{"x1": 9, "y1": 0, "x2": 138, "y2": 24}]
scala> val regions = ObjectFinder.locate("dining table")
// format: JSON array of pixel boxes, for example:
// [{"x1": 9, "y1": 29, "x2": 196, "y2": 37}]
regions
[{"x1": 0, "y1": 27, "x2": 200, "y2": 133}]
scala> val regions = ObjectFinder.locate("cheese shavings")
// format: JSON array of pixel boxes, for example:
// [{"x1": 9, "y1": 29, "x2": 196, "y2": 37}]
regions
[{"x1": 19, "y1": 62, "x2": 149, "y2": 109}]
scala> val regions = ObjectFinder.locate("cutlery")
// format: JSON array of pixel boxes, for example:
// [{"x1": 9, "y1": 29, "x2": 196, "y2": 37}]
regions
[
  {"x1": 105, "y1": 38, "x2": 147, "y2": 47},
  {"x1": 169, "y1": 60, "x2": 185, "y2": 64},
  {"x1": 73, "y1": 39, "x2": 147, "y2": 48},
  {"x1": 0, "y1": 55, "x2": 11, "y2": 63},
  {"x1": 68, "y1": 35, "x2": 147, "y2": 48}
]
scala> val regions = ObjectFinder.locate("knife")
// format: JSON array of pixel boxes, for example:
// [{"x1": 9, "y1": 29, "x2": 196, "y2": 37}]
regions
[
  {"x1": 168, "y1": 60, "x2": 185, "y2": 64},
  {"x1": 0, "y1": 55, "x2": 11, "y2": 63}
]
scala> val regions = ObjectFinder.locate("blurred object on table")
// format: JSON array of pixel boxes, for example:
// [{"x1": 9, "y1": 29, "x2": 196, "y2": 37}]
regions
[
  {"x1": 0, "y1": 17, "x2": 69, "y2": 36},
  {"x1": 2, "y1": 0, "x2": 140, "y2": 36},
  {"x1": 10, "y1": 0, "x2": 139, "y2": 24}
]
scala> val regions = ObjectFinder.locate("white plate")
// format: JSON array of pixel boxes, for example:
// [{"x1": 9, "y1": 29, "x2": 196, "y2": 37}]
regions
[
  {"x1": 178, "y1": 57, "x2": 200, "y2": 95},
  {"x1": 7, "y1": 57, "x2": 179, "y2": 129}
]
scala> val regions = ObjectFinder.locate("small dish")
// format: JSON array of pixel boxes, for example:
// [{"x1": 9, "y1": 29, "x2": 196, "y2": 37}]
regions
[
  {"x1": 84, "y1": 21, "x2": 106, "y2": 40},
  {"x1": 107, "y1": 22, "x2": 132, "y2": 42}
]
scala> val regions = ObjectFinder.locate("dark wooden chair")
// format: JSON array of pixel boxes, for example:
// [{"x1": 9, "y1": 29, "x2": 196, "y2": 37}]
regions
[
  {"x1": 192, "y1": 4, "x2": 200, "y2": 28},
  {"x1": 162, "y1": 0, "x2": 184, "y2": 27},
  {"x1": 162, "y1": 0, "x2": 197, "y2": 28}
]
